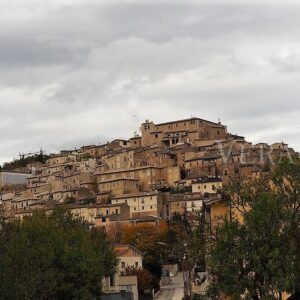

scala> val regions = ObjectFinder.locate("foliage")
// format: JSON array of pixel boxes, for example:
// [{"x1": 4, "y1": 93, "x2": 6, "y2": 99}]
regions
[
  {"x1": 1, "y1": 152, "x2": 50, "y2": 170},
  {"x1": 120, "y1": 223, "x2": 169, "y2": 290},
  {"x1": 64, "y1": 196, "x2": 76, "y2": 204},
  {"x1": 209, "y1": 157, "x2": 300, "y2": 300},
  {"x1": 106, "y1": 223, "x2": 123, "y2": 244},
  {"x1": 82, "y1": 153, "x2": 93, "y2": 160},
  {"x1": 0, "y1": 207, "x2": 117, "y2": 300},
  {"x1": 170, "y1": 186, "x2": 192, "y2": 194},
  {"x1": 120, "y1": 266, "x2": 153, "y2": 292},
  {"x1": 167, "y1": 212, "x2": 206, "y2": 267},
  {"x1": 81, "y1": 198, "x2": 96, "y2": 205},
  {"x1": 108, "y1": 214, "x2": 206, "y2": 293}
]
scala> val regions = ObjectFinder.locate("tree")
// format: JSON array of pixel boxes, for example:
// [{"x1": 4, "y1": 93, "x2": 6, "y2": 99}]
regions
[
  {"x1": 272, "y1": 157, "x2": 300, "y2": 299},
  {"x1": 121, "y1": 223, "x2": 169, "y2": 290},
  {"x1": 2, "y1": 152, "x2": 50, "y2": 170},
  {"x1": 121, "y1": 266, "x2": 153, "y2": 292},
  {"x1": 0, "y1": 208, "x2": 117, "y2": 300},
  {"x1": 208, "y1": 158, "x2": 300, "y2": 300},
  {"x1": 209, "y1": 194, "x2": 291, "y2": 299},
  {"x1": 168, "y1": 212, "x2": 206, "y2": 299}
]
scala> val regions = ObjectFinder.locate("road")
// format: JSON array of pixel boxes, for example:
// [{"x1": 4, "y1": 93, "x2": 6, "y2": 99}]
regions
[{"x1": 156, "y1": 273, "x2": 184, "y2": 300}]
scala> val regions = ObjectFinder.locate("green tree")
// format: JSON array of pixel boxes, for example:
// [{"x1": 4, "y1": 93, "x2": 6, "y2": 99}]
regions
[
  {"x1": 272, "y1": 157, "x2": 300, "y2": 299},
  {"x1": 209, "y1": 158, "x2": 300, "y2": 300},
  {"x1": 2, "y1": 152, "x2": 50, "y2": 170},
  {"x1": 209, "y1": 194, "x2": 291, "y2": 299},
  {"x1": 0, "y1": 208, "x2": 117, "y2": 300}
]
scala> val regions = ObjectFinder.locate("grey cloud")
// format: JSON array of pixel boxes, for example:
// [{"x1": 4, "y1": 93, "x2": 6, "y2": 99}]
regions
[
  {"x1": 0, "y1": 38, "x2": 89, "y2": 68},
  {"x1": 270, "y1": 53, "x2": 300, "y2": 73},
  {"x1": 1, "y1": 1, "x2": 300, "y2": 163}
]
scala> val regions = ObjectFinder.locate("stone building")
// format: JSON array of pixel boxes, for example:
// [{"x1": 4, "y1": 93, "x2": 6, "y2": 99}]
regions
[
  {"x1": 111, "y1": 191, "x2": 167, "y2": 219},
  {"x1": 140, "y1": 117, "x2": 227, "y2": 147}
]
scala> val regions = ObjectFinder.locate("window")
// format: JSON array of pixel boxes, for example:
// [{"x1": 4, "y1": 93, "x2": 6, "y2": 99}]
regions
[
  {"x1": 142, "y1": 206, "x2": 144, "y2": 210},
  {"x1": 212, "y1": 185, "x2": 215, "y2": 190},
  {"x1": 204, "y1": 185, "x2": 207, "y2": 189},
  {"x1": 135, "y1": 262, "x2": 139, "y2": 268},
  {"x1": 102, "y1": 217, "x2": 106, "y2": 223},
  {"x1": 155, "y1": 134, "x2": 158, "y2": 138},
  {"x1": 121, "y1": 262, "x2": 126, "y2": 269},
  {"x1": 150, "y1": 205, "x2": 153, "y2": 209},
  {"x1": 116, "y1": 209, "x2": 119, "y2": 214},
  {"x1": 110, "y1": 275, "x2": 115, "y2": 287}
]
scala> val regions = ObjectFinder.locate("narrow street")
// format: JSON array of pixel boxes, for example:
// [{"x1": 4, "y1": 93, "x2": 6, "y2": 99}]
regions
[{"x1": 156, "y1": 273, "x2": 184, "y2": 300}]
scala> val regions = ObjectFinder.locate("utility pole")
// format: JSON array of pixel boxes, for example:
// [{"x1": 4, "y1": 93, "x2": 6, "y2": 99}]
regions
[{"x1": 182, "y1": 254, "x2": 193, "y2": 300}]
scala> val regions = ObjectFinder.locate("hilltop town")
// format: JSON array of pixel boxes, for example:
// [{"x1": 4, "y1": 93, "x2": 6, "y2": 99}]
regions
[
  {"x1": 1, "y1": 115, "x2": 297, "y2": 226},
  {"x1": 0, "y1": 116, "x2": 297, "y2": 298}
]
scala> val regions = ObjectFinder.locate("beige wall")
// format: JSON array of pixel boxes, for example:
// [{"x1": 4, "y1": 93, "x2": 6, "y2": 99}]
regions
[
  {"x1": 166, "y1": 166, "x2": 181, "y2": 186},
  {"x1": 46, "y1": 156, "x2": 68, "y2": 166},
  {"x1": 105, "y1": 150, "x2": 134, "y2": 171},
  {"x1": 129, "y1": 137, "x2": 142, "y2": 148},
  {"x1": 98, "y1": 179, "x2": 139, "y2": 196},
  {"x1": 96, "y1": 166, "x2": 164, "y2": 192},
  {"x1": 192, "y1": 181, "x2": 222, "y2": 194},
  {"x1": 112, "y1": 192, "x2": 164, "y2": 218},
  {"x1": 119, "y1": 254, "x2": 143, "y2": 271},
  {"x1": 169, "y1": 199, "x2": 203, "y2": 215}
]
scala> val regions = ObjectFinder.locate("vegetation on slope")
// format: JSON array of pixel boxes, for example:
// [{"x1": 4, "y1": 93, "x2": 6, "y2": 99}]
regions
[{"x1": 0, "y1": 152, "x2": 50, "y2": 170}]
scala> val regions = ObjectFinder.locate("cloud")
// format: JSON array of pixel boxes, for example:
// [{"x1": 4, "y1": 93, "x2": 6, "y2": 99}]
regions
[{"x1": 0, "y1": 1, "x2": 300, "y2": 164}]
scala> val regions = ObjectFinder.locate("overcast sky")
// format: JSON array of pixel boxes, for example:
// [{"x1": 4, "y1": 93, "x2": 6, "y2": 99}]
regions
[{"x1": 1, "y1": 0, "x2": 300, "y2": 164}]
